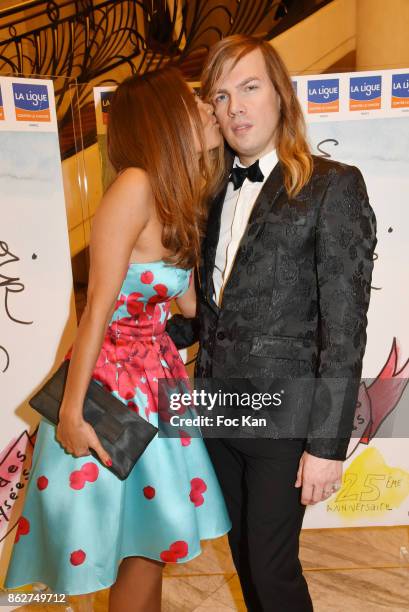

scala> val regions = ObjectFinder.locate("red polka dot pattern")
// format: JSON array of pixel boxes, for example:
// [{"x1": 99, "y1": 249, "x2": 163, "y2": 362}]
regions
[
  {"x1": 160, "y1": 540, "x2": 188, "y2": 563},
  {"x1": 179, "y1": 430, "x2": 192, "y2": 447},
  {"x1": 15, "y1": 517, "x2": 30, "y2": 543},
  {"x1": 189, "y1": 478, "x2": 207, "y2": 507},
  {"x1": 37, "y1": 476, "x2": 48, "y2": 490},
  {"x1": 143, "y1": 486, "x2": 156, "y2": 499},
  {"x1": 141, "y1": 271, "x2": 154, "y2": 284},
  {"x1": 70, "y1": 550, "x2": 86, "y2": 566},
  {"x1": 69, "y1": 462, "x2": 99, "y2": 490},
  {"x1": 81, "y1": 463, "x2": 99, "y2": 482}
]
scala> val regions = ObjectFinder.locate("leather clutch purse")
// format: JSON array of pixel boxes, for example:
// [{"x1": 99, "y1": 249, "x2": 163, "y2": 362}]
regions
[{"x1": 29, "y1": 360, "x2": 158, "y2": 480}]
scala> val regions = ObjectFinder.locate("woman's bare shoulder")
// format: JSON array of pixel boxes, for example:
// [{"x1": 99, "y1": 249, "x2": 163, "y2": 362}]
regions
[
  {"x1": 98, "y1": 167, "x2": 153, "y2": 223},
  {"x1": 90, "y1": 167, "x2": 154, "y2": 256}
]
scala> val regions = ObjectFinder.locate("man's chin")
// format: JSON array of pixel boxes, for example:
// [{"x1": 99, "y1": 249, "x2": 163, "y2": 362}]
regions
[{"x1": 225, "y1": 137, "x2": 257, "y2": 158}]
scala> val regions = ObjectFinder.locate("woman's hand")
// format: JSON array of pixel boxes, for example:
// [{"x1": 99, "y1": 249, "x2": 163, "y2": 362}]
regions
[{"x1": 56, "y1": 414, "x2": 112, "y2": 467}]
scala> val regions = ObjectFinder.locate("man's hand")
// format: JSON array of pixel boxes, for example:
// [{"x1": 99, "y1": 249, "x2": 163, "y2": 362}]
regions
[{"x1": 295, "y1": 451, "x2": 342, "y2": 505}]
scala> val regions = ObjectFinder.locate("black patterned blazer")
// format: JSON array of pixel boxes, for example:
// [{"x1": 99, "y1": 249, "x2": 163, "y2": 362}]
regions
[{"x1": 167, "y1": 154, "x2": 377, "y2": 460}]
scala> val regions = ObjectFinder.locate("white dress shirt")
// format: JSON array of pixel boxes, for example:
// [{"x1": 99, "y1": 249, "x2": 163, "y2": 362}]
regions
[{"x1": 213, "y1": 149, "x2": 278, "y2": 306}]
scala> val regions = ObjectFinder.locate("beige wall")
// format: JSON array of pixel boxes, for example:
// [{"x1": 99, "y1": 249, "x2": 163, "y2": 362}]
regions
[
  {"x1": 273, "y1": 0, "x2": 357, "y2": 74},
  {"x1": 62, "y1": 142, "x2": 103, "y2": 257},
  {"x1": 356, "y1": 0, "x2": 409, "y2": 70}
]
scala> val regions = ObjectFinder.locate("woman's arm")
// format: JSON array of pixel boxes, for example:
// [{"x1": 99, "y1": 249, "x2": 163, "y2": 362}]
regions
[
  {"x1": 56, "y1": 168, "x2": 152, "y2": 462},
  {"x1": 168, "y1": 271, "x2": 200, "y2": 347},
  {"x1": 175, "y1": 271, "x2": 197, "y2": 318}
]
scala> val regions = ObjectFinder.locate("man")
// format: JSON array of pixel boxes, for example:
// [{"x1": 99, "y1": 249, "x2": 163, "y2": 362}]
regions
[{"x1": 168, "y1": 35, "x2": 376, "y2": 611}]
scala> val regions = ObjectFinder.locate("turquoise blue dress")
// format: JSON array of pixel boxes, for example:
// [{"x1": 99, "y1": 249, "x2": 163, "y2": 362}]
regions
[{"x1": 5, "y1": 262, "x2": 231, "y2": 595}]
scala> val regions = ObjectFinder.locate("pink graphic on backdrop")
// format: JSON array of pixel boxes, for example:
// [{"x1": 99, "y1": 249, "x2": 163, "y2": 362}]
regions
[
  {"x1": 348, "y1": 338, "x2": 409, "y2": 457},
  {"x1": 0, "y1": 430, "x2": 34, "y2": 542}
]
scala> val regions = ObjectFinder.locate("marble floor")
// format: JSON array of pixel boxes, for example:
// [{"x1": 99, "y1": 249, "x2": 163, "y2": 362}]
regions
[{"x1": 12, "y1": 526, "x2": 409, "y2": 611}]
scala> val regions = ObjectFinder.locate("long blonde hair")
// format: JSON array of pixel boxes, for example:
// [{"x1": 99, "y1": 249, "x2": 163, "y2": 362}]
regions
[
  {"x1": 108, "y1": 67, "x2": 224, "y2": 268},
  {"x1": 200, "y1": 35, "x2": 312, "y2": 198}
]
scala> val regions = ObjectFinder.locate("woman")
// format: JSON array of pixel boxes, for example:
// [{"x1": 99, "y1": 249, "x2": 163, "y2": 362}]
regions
[{"x1": 5, "y1": 68, "x2": 231, "y2": 610}]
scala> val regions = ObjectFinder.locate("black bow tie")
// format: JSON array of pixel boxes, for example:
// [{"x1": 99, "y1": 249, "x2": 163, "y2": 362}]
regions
[{"x1": 230, "y1": 160, "x2": 264, "y2": 190}]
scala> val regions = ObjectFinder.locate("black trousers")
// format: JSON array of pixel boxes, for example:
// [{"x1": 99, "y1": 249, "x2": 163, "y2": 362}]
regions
[{"x1": 205, "y1": 437, "x2": 313, "y2": 612}]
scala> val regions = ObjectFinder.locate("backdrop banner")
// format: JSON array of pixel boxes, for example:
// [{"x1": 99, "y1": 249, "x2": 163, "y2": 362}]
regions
[
  {"x1": 296, "y1": 68, "x2": 409, "y2": 527},
  {"x1": 0, "y1": 76, "x2": 77, "y2": 595}
]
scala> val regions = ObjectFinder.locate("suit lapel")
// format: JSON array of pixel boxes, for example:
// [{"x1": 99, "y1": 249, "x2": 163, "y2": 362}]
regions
[
  {"x1": 201, "y1": 157, "x2": 286, "y2": 310},
  {"x1": 221, "y1": 162, "x2": 286, "y2": 300},
  {"x1": 242, "y1": 161, "x2": 284, "y2": 230},
  {"x1": 202, "y1": 181, "x2": 229, "y2": 310},
  {"x1": 200, "y1": 148, "x2": 234, "y2": 310},
  {"x1": 218, "y1": 162, "x2": 284, "y2": 301}
]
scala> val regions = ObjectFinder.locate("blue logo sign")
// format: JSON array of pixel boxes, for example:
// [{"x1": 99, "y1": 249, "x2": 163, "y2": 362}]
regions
[
  {"x1": 308, "y1": 79, "x2": 339, "y2": 104},
  {"x1": 392, "y1": 73, "x2": 409, "y2": 96},
  {"x1": 350, "y1": 76, "x2": 382, "y2": 101},
  {"x1": 13, "y1": 83, "x2": 49, "y2": 112}
]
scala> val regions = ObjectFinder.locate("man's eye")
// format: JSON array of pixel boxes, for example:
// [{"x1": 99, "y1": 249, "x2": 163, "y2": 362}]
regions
[
  {"x1": 245, "y1": 84, "x2": 258, "y2": 91},
  {"x1": 214, "y1": 94, "x2": 227, "y2": 104}
]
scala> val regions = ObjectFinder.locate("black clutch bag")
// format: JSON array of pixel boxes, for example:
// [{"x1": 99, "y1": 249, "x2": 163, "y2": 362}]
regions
[{"x1": 29, "y1": 360, "x2": 158, "y2": 480}]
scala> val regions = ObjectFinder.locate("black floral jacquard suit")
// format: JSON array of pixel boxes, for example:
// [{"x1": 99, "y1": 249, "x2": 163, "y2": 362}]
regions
[
  {"x1": 167, "y1": 153, "x2": 376, "y2": 611},
  {"x1": 168, "y1": 154, "x2": 377, "y2": 460}
]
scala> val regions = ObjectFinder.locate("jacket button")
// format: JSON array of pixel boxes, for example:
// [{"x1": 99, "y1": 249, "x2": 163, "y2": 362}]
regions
[{"x1": 216, "y1": 331, "x2": 225, "y2": 341}]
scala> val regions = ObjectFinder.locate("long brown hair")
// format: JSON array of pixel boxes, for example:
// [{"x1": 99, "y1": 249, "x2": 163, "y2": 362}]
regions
[
  {"x1": 200, "y1": 35, "x2": 312, "y2": 198},
  {"x1": 108, "y1": 67, "x2": 224, "y2": 268}
]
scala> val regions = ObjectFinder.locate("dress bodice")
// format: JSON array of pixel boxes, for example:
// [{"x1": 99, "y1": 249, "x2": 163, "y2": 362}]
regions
[{"x1": 109, "y1": 261, "x2": 192, "y2": 341}]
